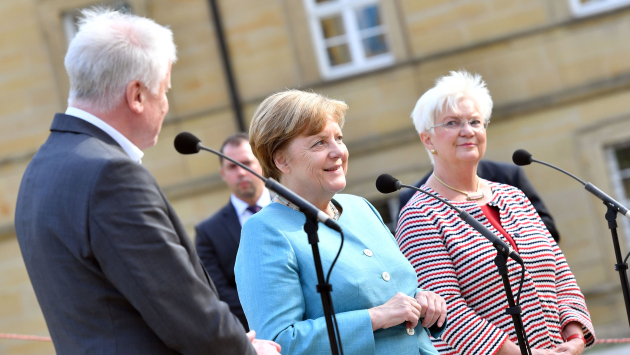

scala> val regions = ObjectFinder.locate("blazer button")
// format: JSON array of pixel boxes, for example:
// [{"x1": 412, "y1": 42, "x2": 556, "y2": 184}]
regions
[
  {"x1": 406, "y1": 328, "x2": 415, "y2": 336},
  {"x1": 364, "y1": 249, "x2": 373, "y2": 257},
  {"x1": 382, "y1": 272, "x2": 390, "y2": 281}
]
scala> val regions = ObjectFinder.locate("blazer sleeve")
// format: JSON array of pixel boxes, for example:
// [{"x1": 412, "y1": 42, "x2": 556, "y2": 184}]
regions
[
  {"x1": 89, "y1": 159, "x2": 254, "y2": 355},
  {"x1": 235, "y1": 217, "x2": 375, "y2": 355},
  {"x1": 195, "y1": 221, "x2": 247, "y2": 328},
  {"x1": 396, "y1": 206, "x2": 508, "y2": 355}
]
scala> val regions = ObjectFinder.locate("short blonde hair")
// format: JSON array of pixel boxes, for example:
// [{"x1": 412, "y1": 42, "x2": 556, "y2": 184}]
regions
[{"x1": 249, "y1": 90, "x2": 348, "y2": 181}]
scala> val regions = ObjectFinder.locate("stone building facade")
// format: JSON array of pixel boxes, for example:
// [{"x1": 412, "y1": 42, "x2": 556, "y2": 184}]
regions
[{"x1": 2, "y1": 0, "x2": 630, "y2": 353}]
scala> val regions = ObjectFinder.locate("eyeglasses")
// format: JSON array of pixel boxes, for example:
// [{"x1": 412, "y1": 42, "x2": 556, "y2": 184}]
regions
[{"x1": 430, "y1": 118, "x2": 488, "y2": 132}]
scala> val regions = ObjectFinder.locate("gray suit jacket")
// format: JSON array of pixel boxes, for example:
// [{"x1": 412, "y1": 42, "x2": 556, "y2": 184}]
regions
[{"x1": 15, "y1": 114, "x2": 255, "y2": 354}]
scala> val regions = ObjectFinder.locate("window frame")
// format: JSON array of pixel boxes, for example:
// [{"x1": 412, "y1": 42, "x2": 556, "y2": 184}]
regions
[
  {"x1": 606, "y1": 143, "x2": 630, "y2": 246},
  {"x1": 303, "y1": 0, "x2": 395, "y2": 80},
  {"x1": 568, "y1": 0, "x2": 630, "y2": 18}
]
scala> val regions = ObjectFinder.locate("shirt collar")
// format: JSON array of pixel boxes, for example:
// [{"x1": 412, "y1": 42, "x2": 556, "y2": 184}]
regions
[
  {"x1": 65, "y1": 107, "x2": 144, "y2": 164},
  {"x1": 230, "y1": 187, "x2": 272, "y2": 216}
]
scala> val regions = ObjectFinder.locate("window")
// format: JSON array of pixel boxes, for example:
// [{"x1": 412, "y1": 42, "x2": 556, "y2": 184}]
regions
[
  {"x1": 568, "y1": 0, "x2": 630, "y2": 17},
  {"x1": 303, "y1": 0, "x2": 394, "y2": 80},
  {"x1": 606, "y1": 142, "x2": 630, "y2": 246},
  {"x1": 62, "y1": 2, "x2": 132, "y2": 45}
]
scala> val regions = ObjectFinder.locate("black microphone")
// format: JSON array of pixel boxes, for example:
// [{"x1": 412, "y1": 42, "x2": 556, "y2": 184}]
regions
[
  {"x1": 376, "y1": 174, "x2": 523, "y2": 265},
  {"x1": 513, "y1": 149, "x2": 630, "y2": 220},
  {"x1": 174, "y1": 132, "x2": 342, "y2": 232}
]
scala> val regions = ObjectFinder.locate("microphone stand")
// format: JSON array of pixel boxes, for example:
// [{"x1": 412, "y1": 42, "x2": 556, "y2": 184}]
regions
[
  {"x1": 400, "y1": 183, "x2": 531, "y2": 355},
  {"x1": 604, "y1": 205, "x2": 630, "y2": 327},
  {"x1": 494, "y1": 249, "x2": 531, "y2": 355},
  {"x1": 303, "y1": 216, "x2": 343, "y2": 355},
  {"x1": 263, "y1": 178, "x2": 344, "y2": 355}
]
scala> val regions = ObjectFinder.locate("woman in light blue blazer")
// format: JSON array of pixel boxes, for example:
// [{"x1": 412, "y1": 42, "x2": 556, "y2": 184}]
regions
[{"x1": 235, "y1": 90, "x2": 447, "y2": 355}]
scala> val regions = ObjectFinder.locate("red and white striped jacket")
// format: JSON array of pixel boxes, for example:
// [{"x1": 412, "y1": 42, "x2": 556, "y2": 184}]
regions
[{"x1": 396, "y1": 182, "x2": 595, "y2": 355}]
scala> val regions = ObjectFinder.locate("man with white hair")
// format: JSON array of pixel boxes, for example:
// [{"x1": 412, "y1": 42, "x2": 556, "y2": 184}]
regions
[{"x1": 14, "y1": 9, "x2": 280, "y2": 355}]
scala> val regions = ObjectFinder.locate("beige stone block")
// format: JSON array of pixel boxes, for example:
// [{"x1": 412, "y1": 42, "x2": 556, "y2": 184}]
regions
[
  {"x1": 0, "y1": 19, "x2": 41, "y2": 52},
  {"x1": 409, "y1": 2, "x2": 488, "y2": 33},
  {"x1": 0, "y1": 1, "x2": 37, "y2": 34},
  {"x1": 280, "y1": 0, "x2": 320, "y2": 83},
  {"x1": 220, "y1": 0, "x2": 297, "y2": 100},
  {"x1": 0, "y1": 50, "x2": 26, "y2": 74},
  {"x1": 1, "y1": 341, "x2": 55, "y2": 355},
  {"x1": 177, "y1": 110, "x2": 238, "y2": 179},
  {"x1": 143, "y1": 123, "x2": 190, "y2": 187},
  {"x1": 399, "y1": 0, "x2": 450, "y2": 14},
  {"x1": 467, "y1": 5, "x2": 548, "y2": 43},
  {"x1": 409, "y1": 27, "x2": 467, "y2": 57},
  {"x1": 0, "y1": 291, "x2": 22, "y2": 318}
]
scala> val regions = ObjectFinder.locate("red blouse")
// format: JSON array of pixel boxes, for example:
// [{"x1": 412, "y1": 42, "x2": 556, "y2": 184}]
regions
[{"x1": 479, "y1": 204, "x2": 518, "y2": 252}]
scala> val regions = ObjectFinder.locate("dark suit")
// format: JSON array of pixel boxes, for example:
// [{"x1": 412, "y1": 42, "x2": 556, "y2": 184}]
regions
[
  {"x1": 195, "y1": 201, "x2": 248, "y2": 331},
  {"x1": 15, "y1": 114, "x2": 254, "y2": 354},
  {"x1": 398, "y1": 160, "x2": 560, "y2": 242}
]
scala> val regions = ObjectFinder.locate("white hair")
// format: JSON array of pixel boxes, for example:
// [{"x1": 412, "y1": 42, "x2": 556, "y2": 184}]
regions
[
  {"x1": 410, "y1": 70, "x2": 493, "y2": 163},
  {"x1": 65, "y1": 8, "x2": 177, "y2": 112}
]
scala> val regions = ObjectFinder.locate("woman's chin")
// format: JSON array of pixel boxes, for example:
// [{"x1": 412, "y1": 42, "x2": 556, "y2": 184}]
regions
[{"x1": 325, "y1": 181, "x2": 346, "y2": 194}]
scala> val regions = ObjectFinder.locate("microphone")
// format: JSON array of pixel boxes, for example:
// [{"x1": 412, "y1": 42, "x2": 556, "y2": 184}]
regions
[
  {"x1": 513, "y1": 149, "x2": 630, "y2": 219},
  {"x1": 174, "y1": 132, "x2": 342, "y2": 232},
  {"x1": 377, "y1": 174, "x2": 523, "y2": 265}
]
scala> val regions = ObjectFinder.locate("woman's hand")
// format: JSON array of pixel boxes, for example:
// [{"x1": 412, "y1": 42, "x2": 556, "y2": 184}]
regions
[
  {"x1": 550, "y1": 338, "x2": 584, "y2": 355},
  {"x1": 368, "y1": 292, "x2": 422, "y2": 331},
  {"x1": 414, "y1": 290, "x2": 447, "y2": 328},
  {"x1": 246, "y1": 330, "x2": 282, "y2": 355}
]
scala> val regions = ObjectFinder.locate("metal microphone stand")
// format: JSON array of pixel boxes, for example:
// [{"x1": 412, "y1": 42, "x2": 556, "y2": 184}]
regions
[
  {"x1": 603, "y1": 204, "x2": 630, "y2": 327},
  {"x1": 494, "y1": 251, "x2": 531, "y2": 355},
  {"x1": 303, "y1": 216, "x2": 343, "y2": 355}
]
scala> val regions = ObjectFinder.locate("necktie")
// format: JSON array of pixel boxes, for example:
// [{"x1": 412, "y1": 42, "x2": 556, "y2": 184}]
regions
[{"x1": 246, "y1": 205, "x2": 261, "y2": 214}]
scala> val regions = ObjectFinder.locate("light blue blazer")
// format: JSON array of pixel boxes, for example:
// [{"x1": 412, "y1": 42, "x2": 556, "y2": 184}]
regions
[{"x1": 235, "y1": 194, "x2": 445, "y2": 355}]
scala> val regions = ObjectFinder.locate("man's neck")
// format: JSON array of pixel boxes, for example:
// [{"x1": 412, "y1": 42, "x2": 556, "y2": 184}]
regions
[{"x1": 71, "y1": 102, "x2": 141, "y2": 149}]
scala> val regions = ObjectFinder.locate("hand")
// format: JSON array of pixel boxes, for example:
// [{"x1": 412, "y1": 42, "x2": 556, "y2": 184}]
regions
[
  {"x1": 498, "y1": 340, "x2": 556, "y2": 355},
  {"x1": 550, "y1": 339, "x2": 584, "y2": 355},
  {"x1": 246, "y1": 330, "x2": 282, "y2": 355},
  {"x1": 368, "y1": 292, "x2": 422, "y2": 331},
  {"x1": 414, "y1": 291, "x2": 447, "y2": 328}
]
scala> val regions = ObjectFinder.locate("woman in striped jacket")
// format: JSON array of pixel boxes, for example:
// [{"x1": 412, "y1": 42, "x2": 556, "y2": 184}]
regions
[{"x1": 396, "y1": 70, "x2": 595, "y2": 355}]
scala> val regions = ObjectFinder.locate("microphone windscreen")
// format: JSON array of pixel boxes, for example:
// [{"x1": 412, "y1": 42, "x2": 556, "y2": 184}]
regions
[
  {"x1": 376, "y1": 174, "x2": 400, "y2": 194},
  {"x1": 512, "y1": 149, "x2": 533, "y2": 166},
  {"x1": 174, "y1": 132, "x2": 201, "y2": 155}
]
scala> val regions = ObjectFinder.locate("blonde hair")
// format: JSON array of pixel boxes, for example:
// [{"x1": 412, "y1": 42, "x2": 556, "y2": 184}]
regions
[{"x1": 249, "y1": 90, "x2": 348, "y2": 181}]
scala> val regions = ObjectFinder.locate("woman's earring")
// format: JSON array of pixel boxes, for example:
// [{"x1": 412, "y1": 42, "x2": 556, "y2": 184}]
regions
[{"x1": 430, "y1": 149, "x2": 437, "y2": 155}]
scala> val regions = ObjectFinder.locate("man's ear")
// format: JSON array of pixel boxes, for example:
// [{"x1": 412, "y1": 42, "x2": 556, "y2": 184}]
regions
[
  {"x1": 273, "y1": 150, "x2": 290, "y2": 175},
  {"x1": 126, "y1": 80, "x2": 144, "y2": 114}
]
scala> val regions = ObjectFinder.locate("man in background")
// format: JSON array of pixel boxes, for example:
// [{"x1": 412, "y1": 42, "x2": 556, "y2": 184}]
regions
[
  {"x1": 196, "y1": 133, "x2": 271, "y2": 331},
  {"x1": 14, "y1": 8, "x2": 279, "y2": 354},
  {"x1": 399, "y1": 159, "x2": 561, "y2": 242}
]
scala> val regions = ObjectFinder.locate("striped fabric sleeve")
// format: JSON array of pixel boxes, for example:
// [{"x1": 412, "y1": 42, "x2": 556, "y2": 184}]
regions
[
  {"x1": 520, "y1": 193, "x2": 596, "y2": 348},
  {"x1": 551, "y1": 236, "x2": 596, "y2": 348},
  {"x1": 396, "y1": 207, "x2": 509, "y2": 355}
]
